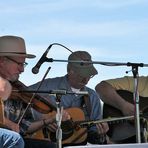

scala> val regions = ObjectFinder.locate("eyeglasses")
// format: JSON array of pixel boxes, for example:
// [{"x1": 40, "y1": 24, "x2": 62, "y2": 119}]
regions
[{"x1": 5, "y1": 56, "x2": 28, "y2": 67}]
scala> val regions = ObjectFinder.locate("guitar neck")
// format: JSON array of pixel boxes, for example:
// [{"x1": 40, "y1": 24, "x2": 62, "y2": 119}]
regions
[{"x1": 77, "y1": 115, "x2": 134, "y2": 128}]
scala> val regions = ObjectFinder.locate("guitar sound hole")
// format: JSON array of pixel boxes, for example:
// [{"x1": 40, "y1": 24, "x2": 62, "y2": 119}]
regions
[{"x1": 50, "y1": 120, "x2": 74, "y2": 141}]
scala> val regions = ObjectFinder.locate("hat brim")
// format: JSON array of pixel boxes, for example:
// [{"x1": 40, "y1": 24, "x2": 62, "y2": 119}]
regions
[
  {"x1": 72, "y1": 64, "x2": 98, "y2": 77},
  {"x1": 0, "y1": 52, "x2": 36, "y2": 58}
]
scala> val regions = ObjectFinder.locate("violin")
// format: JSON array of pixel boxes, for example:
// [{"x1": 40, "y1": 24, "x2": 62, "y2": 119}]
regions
[{"x1": 11, "y1": 81, "x2": 56, "y2": 114}]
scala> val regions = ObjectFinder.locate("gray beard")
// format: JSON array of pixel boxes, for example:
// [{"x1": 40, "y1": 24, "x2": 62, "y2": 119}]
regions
[{"x1": 8, "y1": 75, "x2": 19, "y2": 82}]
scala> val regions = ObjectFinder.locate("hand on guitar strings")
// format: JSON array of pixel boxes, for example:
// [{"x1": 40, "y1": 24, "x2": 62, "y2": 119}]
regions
[
  {"x1": 96, "y1": 122, "x2": 112, "y2": 144},
  {"x1": 42, "y1": 109, "x2": 71, "y2": 132},
  {"x1": 96, "y1": 122, "x2": 109, "y2": 135}
]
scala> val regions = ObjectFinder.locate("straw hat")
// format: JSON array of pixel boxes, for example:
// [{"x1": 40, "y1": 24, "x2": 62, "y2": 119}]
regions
[{"x1": 0, "y1": 35, "x2": 35, "y2": 58}]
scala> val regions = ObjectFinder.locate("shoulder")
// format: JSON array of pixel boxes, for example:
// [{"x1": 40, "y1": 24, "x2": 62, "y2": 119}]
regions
[
  {"x1": 29, "y1": 75, "x2": 66, "y2": 88},
  {"x1": 85, "y1": 86, "x2": 98, "y2": 97}
]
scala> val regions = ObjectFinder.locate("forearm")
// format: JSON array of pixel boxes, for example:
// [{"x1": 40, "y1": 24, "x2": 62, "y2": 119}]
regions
[
  {"x1": 26, "y1": 118, "x2": 53, "y2": 134},
  {"x1": 95, "y1": 81, "x2": 127, "y2": 110}
]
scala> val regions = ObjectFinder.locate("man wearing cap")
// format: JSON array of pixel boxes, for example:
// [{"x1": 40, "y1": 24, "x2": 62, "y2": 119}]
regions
[
  {"x1": 0, "y1": 35, "x2": 57, "y2": 148},
  {"x1": 29, "y1": 51, "x2": 109, "y2": 146}
]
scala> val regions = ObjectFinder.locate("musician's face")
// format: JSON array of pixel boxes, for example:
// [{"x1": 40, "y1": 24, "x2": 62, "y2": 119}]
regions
[
  {"x1": 0, "y1": 56, "x2": 26, "y2": 82},
  {"x1": 68, "y1": 69, "x2": 91, "y2": 89}
]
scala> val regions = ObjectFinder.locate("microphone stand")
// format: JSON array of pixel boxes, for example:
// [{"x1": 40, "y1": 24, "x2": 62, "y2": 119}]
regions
[
  {"x1": 127, "y1": 62, "x2": 143, "y2": 143},
  {"x1": 20, "y1": 53, "x2": 148, "y2": 143},
  {"x1": 55, "y1": 94, "x2": 63, "y2": 148},
  {"x1": 46, "y1": 58, "x2": 148, "y2": 143}
]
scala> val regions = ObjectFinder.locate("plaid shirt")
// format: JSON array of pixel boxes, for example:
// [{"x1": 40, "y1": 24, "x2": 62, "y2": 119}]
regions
[{"x1": 4, "y1": 99, "x2": 32, "y2": 135}]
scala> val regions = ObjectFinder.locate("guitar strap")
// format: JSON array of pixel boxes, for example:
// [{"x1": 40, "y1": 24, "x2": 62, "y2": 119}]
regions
[
  {"x1": 82, "y1": 95, "x2": 92, "y2": 119},
  {"x1": 0, "y1": 97, "x2": 5, "y2": 123}
]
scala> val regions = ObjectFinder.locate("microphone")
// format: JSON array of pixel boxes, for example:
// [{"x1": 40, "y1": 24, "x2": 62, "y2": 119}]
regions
[{"x1": 32, "y1": 44, "x2": 52, "y2": 74}]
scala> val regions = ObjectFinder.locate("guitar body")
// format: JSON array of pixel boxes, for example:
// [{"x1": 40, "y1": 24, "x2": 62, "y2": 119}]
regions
[
  {"x1": 103, "y1": 90, "x2": 148, "y2": 142},
  {"x1": 29, "y1": 107, "x2": 87, "y2": 145},
  {"x1": 59, "y1": 107, "x2": 87, "y2": 145}
]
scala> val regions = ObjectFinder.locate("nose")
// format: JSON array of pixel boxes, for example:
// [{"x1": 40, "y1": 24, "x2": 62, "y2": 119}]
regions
[
  {"x1": 18, "y1": 65, "x2": 24, "y2": 72},
  {"x1": 81, "y1": 77, "x2": 90, "y2": 84}
]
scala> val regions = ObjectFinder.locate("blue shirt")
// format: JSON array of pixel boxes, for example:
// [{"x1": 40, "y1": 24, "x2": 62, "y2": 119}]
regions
[{"x1": 29, "y1": 75, "x2": 102, "y2": 132}]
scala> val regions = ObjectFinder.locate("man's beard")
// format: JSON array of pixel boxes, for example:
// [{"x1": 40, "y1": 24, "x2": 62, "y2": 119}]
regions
[{"x1": 9, "y1": 75, "x2": 19, "y2": 82}]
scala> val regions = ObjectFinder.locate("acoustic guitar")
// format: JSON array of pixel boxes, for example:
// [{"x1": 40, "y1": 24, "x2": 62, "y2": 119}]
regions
[
  {"x1": 32, "y1": 107, "x2": 134, "y2": 145},
  {"x1": 29, "y1": 107, "x2": 87, "y2": 145},
  {"x1": 103, "y1": 90, "x2": 148, "y2": 142}
]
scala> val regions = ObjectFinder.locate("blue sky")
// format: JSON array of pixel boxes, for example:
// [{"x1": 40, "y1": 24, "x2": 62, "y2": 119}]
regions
[{"x1": 1, "y1": 0, "x2": 148, "y2": 89}]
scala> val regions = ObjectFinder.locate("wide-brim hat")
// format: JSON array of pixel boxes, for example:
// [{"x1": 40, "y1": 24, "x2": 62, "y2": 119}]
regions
[
  {"x1": 68, "y1": 51, "x2": 98, "y2": 77},
  {"x1": 0, "y1": 35, "x2": 36, "y2": 58}
]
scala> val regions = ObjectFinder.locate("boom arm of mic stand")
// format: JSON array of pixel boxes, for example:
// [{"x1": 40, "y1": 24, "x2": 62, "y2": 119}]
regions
[
  {"x1": 47, "y1": 58, "x2": 148, "y2": 67},
  {"x1": 47, "y1": 58, "x2": 128, "y2": 66}
]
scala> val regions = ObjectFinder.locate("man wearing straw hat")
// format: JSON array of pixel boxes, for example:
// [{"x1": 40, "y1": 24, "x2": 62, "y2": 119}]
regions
[{"x1": 0, "y1": 35, "x2": 58, "y2": 147}]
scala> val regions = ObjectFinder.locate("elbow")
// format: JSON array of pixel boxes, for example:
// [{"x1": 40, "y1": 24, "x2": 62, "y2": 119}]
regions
[
  {"x1": 95, "y1": 81, "x2": 109, "y2": 102},
  {"x1": 95, "y1": 81, "x2": 106, "y2": 93}
]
